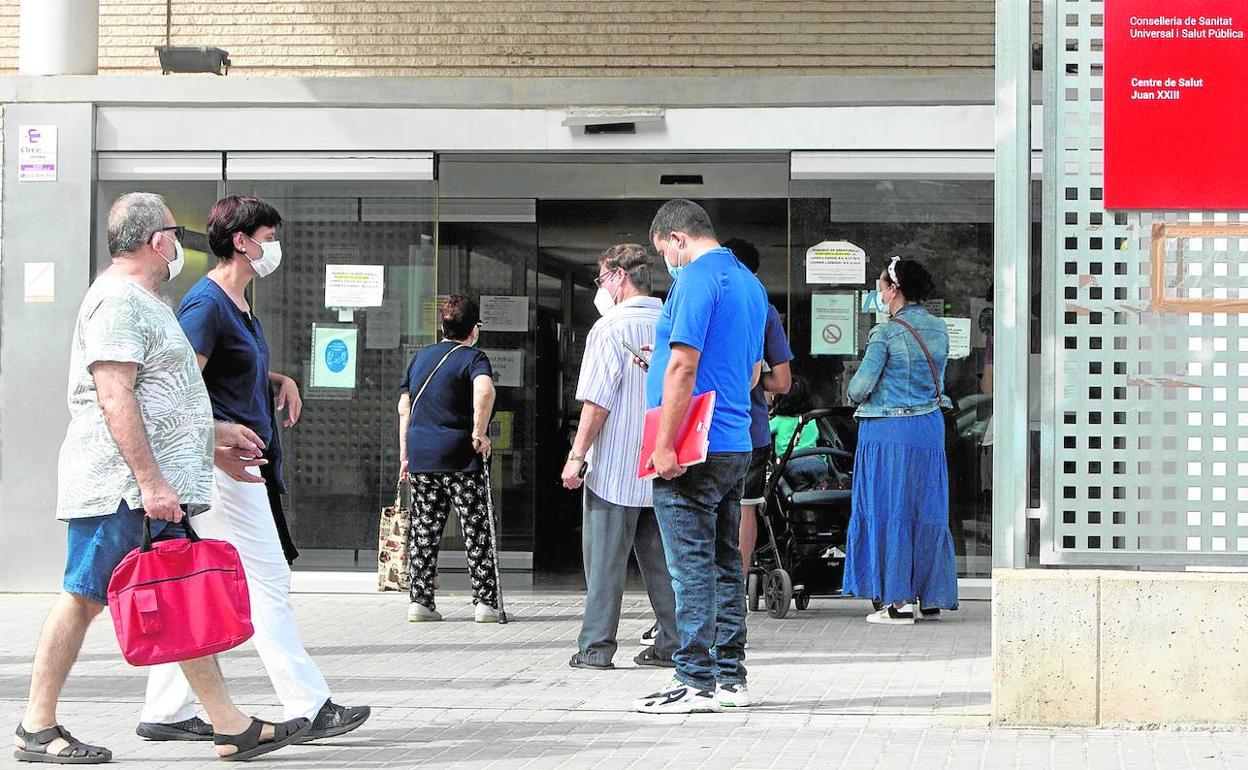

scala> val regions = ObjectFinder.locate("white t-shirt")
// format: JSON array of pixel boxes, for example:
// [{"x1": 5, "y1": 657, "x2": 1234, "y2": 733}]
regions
[{"x1": 56, "y1": 274, "x2": 215, "y2": 520}]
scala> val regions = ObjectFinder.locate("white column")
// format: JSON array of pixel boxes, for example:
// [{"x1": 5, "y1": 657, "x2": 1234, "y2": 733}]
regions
[
  {"x1": 992, "y1": 0, "x2": 1031, "y2": 570},
  {"x1": 18, "y1": 0, "x2": 99, "y2": 76}
]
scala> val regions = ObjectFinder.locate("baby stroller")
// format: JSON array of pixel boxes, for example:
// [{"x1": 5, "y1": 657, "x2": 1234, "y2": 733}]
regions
[{"x1": 747, "y1": 407, "x2": 858, "y2": 619}]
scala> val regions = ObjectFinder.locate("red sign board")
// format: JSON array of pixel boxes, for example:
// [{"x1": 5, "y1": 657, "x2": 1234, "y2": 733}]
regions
[{"x1": 1104, "y1": 1, "x2": 1248, "y2": 210}]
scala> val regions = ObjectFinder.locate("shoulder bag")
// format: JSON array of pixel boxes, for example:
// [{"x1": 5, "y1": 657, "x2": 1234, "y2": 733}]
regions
[{"x1": 890, "y1": 316, "x2": 954, "y2": 416}]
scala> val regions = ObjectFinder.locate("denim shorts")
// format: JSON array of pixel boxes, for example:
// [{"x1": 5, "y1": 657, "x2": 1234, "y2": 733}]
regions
[{"x1": 63, "y1": 500, "x2": 178, "y2": 606}]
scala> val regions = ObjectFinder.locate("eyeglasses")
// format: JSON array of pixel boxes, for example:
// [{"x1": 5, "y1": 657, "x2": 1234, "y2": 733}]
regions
[
  {"x1": 156, "y1": 225, "x2": 186, "y2": 242},
  {"x1": 593, "y1": 267, "x2": 620, "y2": 288}
]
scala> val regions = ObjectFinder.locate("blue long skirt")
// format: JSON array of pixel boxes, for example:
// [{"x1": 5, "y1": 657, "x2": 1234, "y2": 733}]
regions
[{"x1": 842, "y1": 411, "x2": 959, "y2": 609}]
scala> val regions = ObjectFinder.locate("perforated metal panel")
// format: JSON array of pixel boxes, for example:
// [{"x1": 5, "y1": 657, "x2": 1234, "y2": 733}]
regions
[{"x1": 1044, "y1": 0, "x2": 1248, "y2": 566}]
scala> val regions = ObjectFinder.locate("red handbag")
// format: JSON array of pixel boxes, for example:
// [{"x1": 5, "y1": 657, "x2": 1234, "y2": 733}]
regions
[{"x1": 107, "y1": 517, "x2": 253, "y2": 666}]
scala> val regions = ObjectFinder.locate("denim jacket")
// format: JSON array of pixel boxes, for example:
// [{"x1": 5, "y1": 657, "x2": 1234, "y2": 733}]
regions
[{"x1": 847, "y1": 304, "x2": 953, "y2": 418}]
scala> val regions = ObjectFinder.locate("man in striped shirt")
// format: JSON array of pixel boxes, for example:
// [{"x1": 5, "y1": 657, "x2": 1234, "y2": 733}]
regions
[{"x1": 561, "y1": 244, "x2": 678, "y2": 670}]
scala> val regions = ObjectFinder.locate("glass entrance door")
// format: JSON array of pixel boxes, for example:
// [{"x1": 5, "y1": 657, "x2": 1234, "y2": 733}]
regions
[{"x1": 236, "y1": 181, "x2": 439, "y2": 567}]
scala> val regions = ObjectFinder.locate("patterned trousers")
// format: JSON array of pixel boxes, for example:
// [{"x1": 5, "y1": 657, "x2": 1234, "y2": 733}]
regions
[{"x1": 407, "y1": 470, "x2": 498, "y2": 611}]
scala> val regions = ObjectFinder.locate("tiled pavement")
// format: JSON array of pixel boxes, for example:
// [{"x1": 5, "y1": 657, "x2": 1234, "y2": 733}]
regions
[{"x1": 2, "y1": 592, "x2": 1246, "y2": 769}]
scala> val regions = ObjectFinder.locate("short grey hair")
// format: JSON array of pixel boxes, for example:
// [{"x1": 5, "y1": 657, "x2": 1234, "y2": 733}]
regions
[
  {"x1": 599, "y1": 243, "x2": 654, "y2": 295},
  {"x1": 107, "y1": 192, "x2": 168, "y2": 257}
]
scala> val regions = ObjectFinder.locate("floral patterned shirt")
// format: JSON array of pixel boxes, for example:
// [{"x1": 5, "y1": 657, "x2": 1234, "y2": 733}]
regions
[{"x1": 56, "y1": 274, "x2": 214, "y2": 520}]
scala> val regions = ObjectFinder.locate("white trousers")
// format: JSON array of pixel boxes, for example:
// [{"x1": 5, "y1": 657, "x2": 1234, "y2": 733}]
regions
[{"x1": 140, "y1": 467, "x2": 330, "y2": 723}]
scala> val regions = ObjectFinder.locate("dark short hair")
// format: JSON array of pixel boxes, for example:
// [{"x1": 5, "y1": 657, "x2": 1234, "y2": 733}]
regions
[
  {"x1": 881, "y1": 257, "x2": 936, "y2": 303},
  {"x1": 649, "y1": 199, "x2": 716, "y2": 242},
  {"x1": 441, "y1": 294, "x2": 480, "y2": 341},
  {"x1": 773, "y1": 375, "x2": 811, "y2": 418},
  {"x1": 723, "y1": 238, "x2": 760, "y2": 274},
  {"x1": 207, "y1": 196, "x2": 283, "y2": 261},
  {"x1": 598, "y1": 243, "x2": 654, "y2": 295}
]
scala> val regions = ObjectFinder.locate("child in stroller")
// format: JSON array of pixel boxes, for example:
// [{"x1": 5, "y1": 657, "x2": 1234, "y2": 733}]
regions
[{"x1": 768, "y1": 378, "x2": 839, "y2": 492}]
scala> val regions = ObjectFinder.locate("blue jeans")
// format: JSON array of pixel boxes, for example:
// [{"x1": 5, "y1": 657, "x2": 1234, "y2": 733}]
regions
[{"x1": 652, "y1": 452, "x2": 752, "y2": 692}]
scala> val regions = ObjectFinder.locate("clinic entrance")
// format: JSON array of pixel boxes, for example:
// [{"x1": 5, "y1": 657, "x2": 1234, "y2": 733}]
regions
[
  {"x1": 435, "y1": 153, "x2": 793, "y2": 576},
  {"x1": 92, "y1": 149, "x2": 1002, "y2": 585}
]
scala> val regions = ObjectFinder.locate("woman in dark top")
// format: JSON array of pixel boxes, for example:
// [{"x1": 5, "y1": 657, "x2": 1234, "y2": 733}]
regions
[
  {"x1": 142, "y1": 196, "x2": 369, "y2": 742},
  {"x1": 398, "y1": 294, "x2": 499, "y2": 623}
]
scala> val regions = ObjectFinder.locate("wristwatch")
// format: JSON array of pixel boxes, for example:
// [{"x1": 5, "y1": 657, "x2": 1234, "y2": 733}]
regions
[{"x1": 567, "y1": 450, "x2": 585, "y2": 462}]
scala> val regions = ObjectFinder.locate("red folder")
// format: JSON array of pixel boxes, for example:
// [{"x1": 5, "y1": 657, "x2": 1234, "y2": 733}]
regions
[{"x1": 638, "y1": 391, "x2": 716, "y2": 480}]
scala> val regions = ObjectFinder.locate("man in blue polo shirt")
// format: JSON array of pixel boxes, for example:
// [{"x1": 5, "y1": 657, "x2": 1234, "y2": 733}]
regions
[{"x1": 633, "y1": 200, "x2": 767, "y2": 714}]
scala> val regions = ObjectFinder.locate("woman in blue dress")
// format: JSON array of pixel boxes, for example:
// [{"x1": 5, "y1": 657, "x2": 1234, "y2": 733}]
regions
[{"x1": 843, "y1": 257, "x2": 958, "y2": 624}]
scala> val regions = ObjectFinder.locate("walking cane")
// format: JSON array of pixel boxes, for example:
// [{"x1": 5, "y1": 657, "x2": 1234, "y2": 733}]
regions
[{"x1": 480, "y1": 453, "x2": 508, "y2": 624}]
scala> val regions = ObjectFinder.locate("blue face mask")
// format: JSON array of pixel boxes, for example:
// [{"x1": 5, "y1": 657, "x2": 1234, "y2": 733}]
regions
[
  {"x1": 662, "y1": 243, "x2": 686, "y2": 279},
  {"x1": 864, "y1": 285, "x2": 891, "y2": 315}
]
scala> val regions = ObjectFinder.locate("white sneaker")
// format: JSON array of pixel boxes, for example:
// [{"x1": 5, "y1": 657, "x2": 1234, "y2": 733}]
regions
[
  {"x1": 866, "y1": 605, "x2": 914, "y2": 625},
  {"x1": 640, "y1": 623, "x2": 659, "y2": 646},
  {"x1": 408, "y1": 602, "x2": 442, "y2": 622},
  {"x1": 474, "y1": 604, "x2": 500, "y2": 623},
  {"x1": 902, "y1": 602, "x2": 942, "y2": 621},
  {"x1": 633, "y1": 677, "x2": 722, "y2": 714},
  {"x1": 716, "y1": 682, "x2": 753, "y2": 708}
]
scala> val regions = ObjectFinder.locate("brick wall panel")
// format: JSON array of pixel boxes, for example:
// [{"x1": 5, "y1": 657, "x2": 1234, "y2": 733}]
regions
[{"x1": 0, "y1": 0, "x2": 1012, "y2": 77}]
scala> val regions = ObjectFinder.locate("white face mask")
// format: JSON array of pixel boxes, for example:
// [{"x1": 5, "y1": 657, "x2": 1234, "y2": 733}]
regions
[
  {"x1": 593, "y1": 287, "x2": 616, "y2": 316},
  {"x1": 244, "y1": 235, "x2": 282, "y2": 278},
  {"x1": 156, "y1": 233, "x2": 185, "y2": 282}
]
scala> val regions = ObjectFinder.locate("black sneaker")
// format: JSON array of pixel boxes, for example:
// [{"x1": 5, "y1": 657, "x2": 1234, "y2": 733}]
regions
[
  {"x1": 633, "y1": 648, "x2": 676, "y2": 668},
  {"x1": 640, "y1": 623, "x2": 659, "y2": 646},
  {"x1": 135, "y1": 716, "x2": 214, "y2": 742},
  {"x1": 293, "y1": 700, "x2": 371, "y2": 744}
]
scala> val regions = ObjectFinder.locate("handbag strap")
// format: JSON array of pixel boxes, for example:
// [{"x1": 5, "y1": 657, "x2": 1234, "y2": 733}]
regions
[
  {"x1": 890, "y1": 316, "x2": 943, "y2": 401},
  {"x1": 141, "y1": 514, "x2": 199, "y2": 552},
  {"x1": 410, "y1": 343, "x2": 467, "y2": 412}
]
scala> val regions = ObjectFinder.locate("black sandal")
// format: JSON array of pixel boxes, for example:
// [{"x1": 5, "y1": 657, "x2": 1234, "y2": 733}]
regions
[
  {"x1": 14, "y1": 724, "x2": 112, "y2": 764},
  {"x1": 214, "y1": 717, "x2": 310, "y2": 762}
]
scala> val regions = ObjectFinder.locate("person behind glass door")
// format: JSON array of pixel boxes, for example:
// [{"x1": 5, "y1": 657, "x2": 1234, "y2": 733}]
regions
[
  {"x1": 398, "y1": 295, "x2": 501, "y2": 623},
  {"x1": 843, "y1": 257, "x2": 959, "y2": 625},
  {"x1": 139, "y1": 195, "x2": 371, "y2": 744},
  {"x1": 722, "y1": 238, "x2": 794, "y2": 586},
  {"x1": 560, "y1": 244, "x2": 679, "y2": 671}
]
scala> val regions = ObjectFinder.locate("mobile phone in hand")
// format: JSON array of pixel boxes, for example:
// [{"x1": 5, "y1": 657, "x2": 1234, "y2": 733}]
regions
[{"x1": 621, "y1": 340, "x2": 650, "y2": 370}]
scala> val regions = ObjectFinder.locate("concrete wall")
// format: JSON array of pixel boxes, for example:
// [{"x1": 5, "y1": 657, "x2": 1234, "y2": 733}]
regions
[
  {"x1": 0, "y1": 104, "x2": 94, "y2": 592},
  {"x1": 993, "y1": 569, "x2": 1248, "y2": 726},
  {"x1": 0, "y1": 0, "x2": 1014, "y2": 77}
]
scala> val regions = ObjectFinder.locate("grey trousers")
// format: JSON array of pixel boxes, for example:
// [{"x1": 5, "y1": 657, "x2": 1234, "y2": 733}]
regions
[{"x1": 578, "y1": 487, "x2": 679, "y2": 665}]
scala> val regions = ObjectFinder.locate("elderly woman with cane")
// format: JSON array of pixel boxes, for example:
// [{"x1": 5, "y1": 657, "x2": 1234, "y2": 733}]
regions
[{"x1": 398, "y1": 294, "x2": 503, "y2": 623}]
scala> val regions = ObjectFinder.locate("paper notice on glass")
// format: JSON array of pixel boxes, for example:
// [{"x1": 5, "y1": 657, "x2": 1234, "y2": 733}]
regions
[
  {"x1": 479, "y1": 348, "x2": 523, "y2": 387},
  {"x1": 366, "y1": 304, "x2": 402, "y2": 349},
  {"x1": 480, "y1": 295, "x2": 529, "y2": 332},
  {"x1": 805, "y1": 241, "x2": 866, "y2": 285},
  {"x1": 311, "y1": 325, "x2": 358, "y2": 388},
  {"x1": 325, "y1": 265, "x2": 384, "y2": 308},
  {"x1": 944, "y1": 318, "x2": 972, "y2": 360},
  {"x1": 18, "y1": 125, "x2": 57, "y2": 182},
  {"x1": 810, "y1": 294, "x2": 857, "y2": 355},
  {"x1": 24, "y1": 262, "x2": 54, "y2": 303}
]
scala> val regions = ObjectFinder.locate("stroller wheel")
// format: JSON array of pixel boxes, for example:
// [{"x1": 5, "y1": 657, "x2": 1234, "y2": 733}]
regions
[
  {"x1": 795, "y1": 593, "x2": 810, "y2": 611},
  {"x1": 764, "y1": 569, "x2": 793, "y2": 619},
  {"x1": 747, "y1": 572, "x2": 761, "y2": 613}
]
